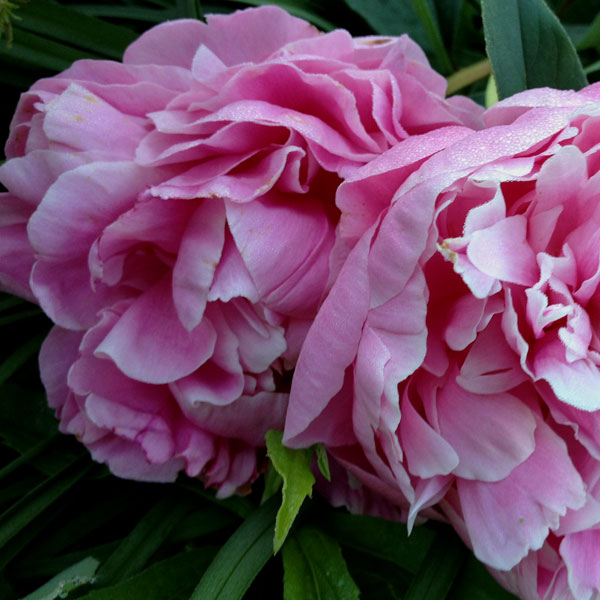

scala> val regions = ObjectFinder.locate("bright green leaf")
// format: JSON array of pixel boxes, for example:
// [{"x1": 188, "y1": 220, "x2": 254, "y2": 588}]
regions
[
  {"x1": 315, "y1": 444, "x2": 331, "y2": 482},
  {"x1": 485, "y1": 74, "x2": 499, "y2": 108},
  {"x1": 265, "y1": 430, "x2": 315, "y2": 553},
  {"x1": 261, "y1": 461, "x2": 283, "y2": 503},
  {"x1": 21, "y1": 556, "x2": 99, "y2": 600},
  {"x1": 282, "y1": 526, "x2": 359, "y2": 600},
  {"x1": 481, "y1": 0, "x2": 587, "y2": 99},
  {"x1": 189, "y1": 495, "x2": 278, "y2": 600}
]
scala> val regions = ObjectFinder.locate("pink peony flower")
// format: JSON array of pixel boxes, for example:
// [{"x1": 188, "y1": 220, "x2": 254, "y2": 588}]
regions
[
  {"x1": 284, "y1": 83, "x2": 600, "y2": 583},
  {"x1": 0, "y1": 6, "x2": 480, "y2": 495}
]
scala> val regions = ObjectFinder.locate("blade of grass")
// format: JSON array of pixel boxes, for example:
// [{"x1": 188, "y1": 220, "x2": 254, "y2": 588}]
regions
[
  {"x1": 189, "y1": 495, "x2": 279, "y2": 600},
  {"x1": 15, "y1": 0, "x2": 137, "y2": 59},
  {"x1": 0, "y1": 456, "x2": 92, "y2": 550},
  {"x1": 94, "y1": 493, "x2": 193, "y2": 586},
  {"x1": 0, "y1": 434, "x2": 58, "y2": 483}
]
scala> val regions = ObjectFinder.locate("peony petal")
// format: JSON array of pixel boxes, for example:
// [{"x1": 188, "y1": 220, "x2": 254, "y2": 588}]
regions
[
  {"x1": 172, "y1": 199, "x2": 226, "y2": 331},
  {"x1": 95, "y1": 276, "x2": 217, "y2": 384},
  {"x1": 457, "y1": 420, "x2": 586, "y2": 570}
]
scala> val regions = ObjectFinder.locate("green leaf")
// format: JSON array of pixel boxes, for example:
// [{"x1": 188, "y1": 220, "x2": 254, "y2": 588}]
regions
[
  {"x1": 13, "y1": 0, "x2": 137, "y2": 59},
  {"x1": 314, "y1": 444, "x2": 331, "y2": 482},
  {"x1": 576, "y1": 12, "x2": 600, "y2": 51},
  {"x1": 448, "y1": 554, "x2": 518, "y2": 600},
  {"x1": 410, "y1": 0, "x2": 453, "y2": 73},
  {"x1": 0, "y1": 434, "x2": 58, "y2": 483},
  {"x1": 69, "y1": 5, "x2": 178, "y2": 23},
  {"x1": 282, "y1": 526, "x2": 359, "y2": 600},
  {"x1": 74, "y1": 548, "x2": 217, "y2": 600},
  {"x1": 189, "y1": 495, "x2": 279, "y2": 600},
  {"x1": 94, "y1": 493, "x2": 192, "y2": 586},
  {"x1": 481, "y1": 0, "x2": 588, "y2": 99},
  {"x1": 0, "y1": 28, "x2": 95, "y2": 73},
  {"x1": 342, "y1": 0, "x2": 431, "y2": 50},
  {"x1": 167, "y1": 506, "x2": 238, "y2": 543},
  {"x1": 0, "y1": 456, "x2": 92, "y2": 550},
  {"x1": 320, "y1": 511, "x2": 434, "y2": 574},
  {"x1": 261, "y1": 462, "x2": 283, "y2": 503},
  {"x1": 265, "y1": 430, "x2": 315, "y2": 553},
  {"x1": 176, "y1": 0, "x2": 203, "y2": 19},
  {"x1": 21, "y1": 556, "x2": 99, "y2": 600},
  {"x1": 402, "y1": 527, "x2": 467, "y2": 600}
]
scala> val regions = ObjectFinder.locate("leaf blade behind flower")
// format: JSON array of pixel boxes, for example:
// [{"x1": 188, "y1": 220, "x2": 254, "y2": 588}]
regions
[
  {"x1": 481, "y1": 0, "x2": 587, "y2": 99},
  {"x1": 189, "y1": 494, "x2": 279, "y2": 600},
  {"x1": 282, "y1": 526, "x2": 359, "y2": 600}
]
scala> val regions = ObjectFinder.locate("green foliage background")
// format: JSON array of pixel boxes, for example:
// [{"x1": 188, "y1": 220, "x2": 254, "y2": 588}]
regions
[{"x1": 0, "y1": 0, "x2": 599, "y2": 598}]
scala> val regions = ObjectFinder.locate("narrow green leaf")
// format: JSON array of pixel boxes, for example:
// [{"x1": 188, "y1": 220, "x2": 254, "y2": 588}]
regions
[
  {"x1": 320, "y1": 512, "x2": 434, "y2": 574},
  {"x1": 189, "y1": 495, "x2": 278, "y2": 600},
  {"x1": 0, "y1": 308, "x2": 42, "y2": 327},
  {"x1": 410, "y1": 0, "x2": 453, "y2": 73},
  {"x1": 0, "y1": 456, "x2": 92, "y2": 550},
  {"x1": 0, "y1": 295, "x2": 23, "y2": 312},
  {"x1": 261, "y1": 462, "x2": 283, "y2": 503},
  {"x1": 0, "y1": 29, "x2": 94, "y2": 73},
  {"x1": 481, "y1": 0, "x2": 587, "y2": 99},
  {"x1": 0, "y1": 434, "x2": 58, "y2": 483},
  {"x1": 13, "y1": 541, "x2": 118, "y2": 579},
  {"x1": 283, "y1": 526, "x2": 359, "y2": 600},
  {"x1": 75, "y1": 548, "x2": 217, "y2": 600},
  {"x1": 95, "y1": 494, "x2": 192, "y2": 586},
  {"x1": 25, "y1": 484, "x2": 140, "y2": 559},
  {"x1": 176, "y1": 0, "x2": 203, "y2": 19},
  {"x1": 15, "y1": 0, "x2": 137, "y2": 59},
  {"x1": 585, "y1": 59, "x2": 600, "y2": 75},
  {"x1": 265, "y1": 430, "x2": 315, "y2": 553},
  {"x1": 402, "y1": 528, "x2": 467, "y2": 600},
  {"x1": 576, "y1": 13, "x2": 600, "y2": 50},
  {"x1": 21, "y1": 556, "x2": 99, "y2": 600},
  {"x1": 315, "y1": 444, "x2": 331, "y2": 482},
  {"x1": 69, "y1": 5, "x2": 178, "y2": 23},
  {"x1": 167, "y1": 506, "x2": 237, "y2": 543},
  {"x1": 343, "y1": 0, "x2": 431, "y2": 50}
]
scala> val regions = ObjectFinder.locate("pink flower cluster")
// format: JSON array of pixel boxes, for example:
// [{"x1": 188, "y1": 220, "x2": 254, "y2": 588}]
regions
[
  {"x1": 3, "y1": 5, "x2": 600, "y2": 598},
  {"x1": 285, "y1": 86, "x2": 600, "y2": 598},
  {"x1": 0, "y1": 6, "x2": 479, "y2": 496}
]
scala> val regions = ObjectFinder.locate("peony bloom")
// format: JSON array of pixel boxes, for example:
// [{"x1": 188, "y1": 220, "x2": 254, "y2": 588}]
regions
[
  {"x1": 284, "y1": 82, "x2": 600, "y2": 586},
  {"x1": 0, "y1": 6, "x2": 481, "y2": 495}
]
